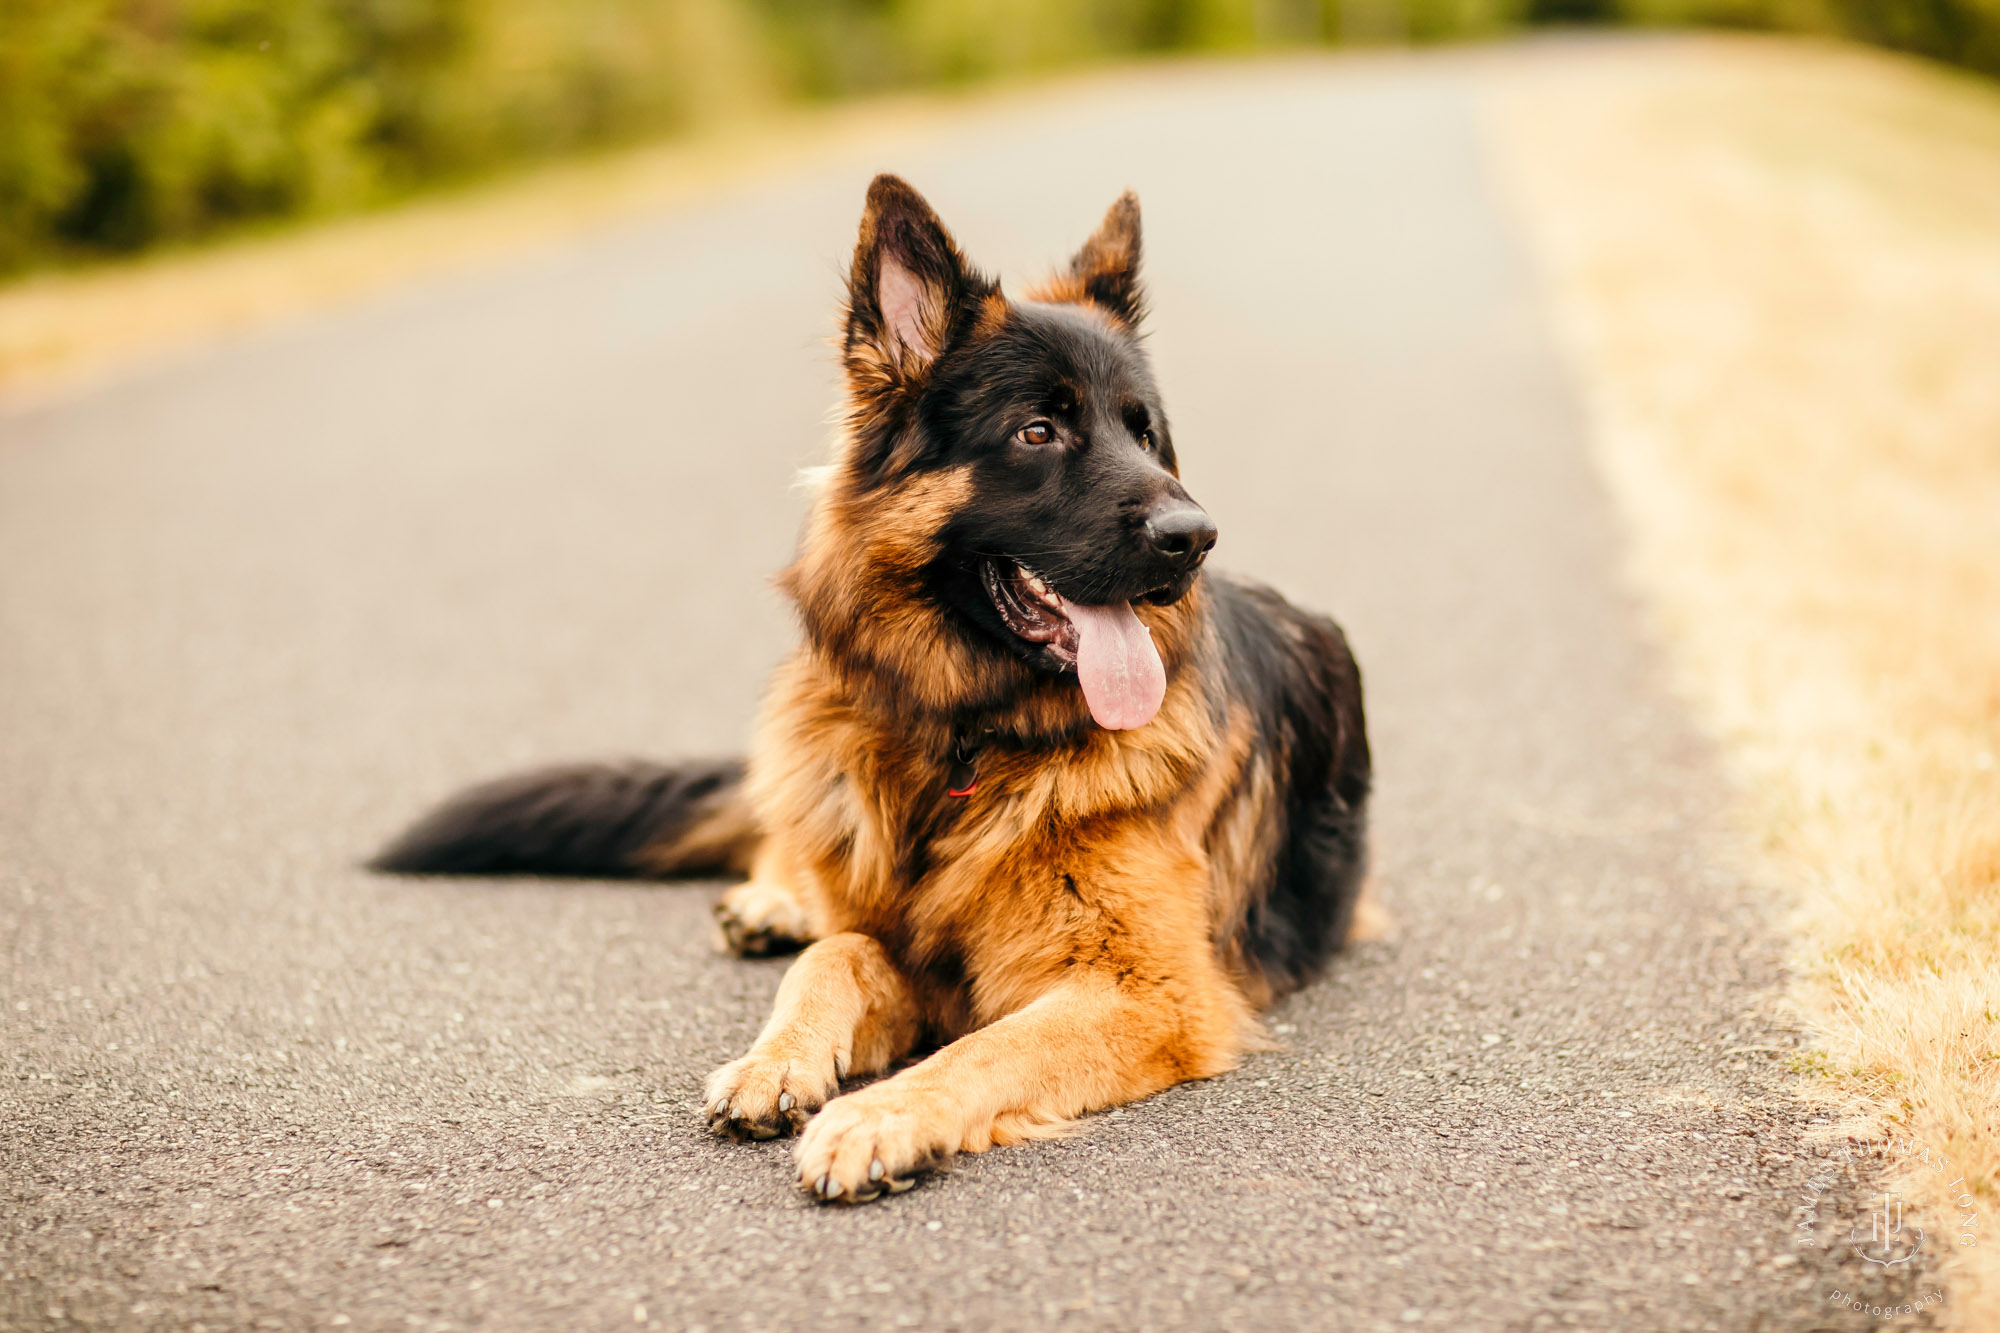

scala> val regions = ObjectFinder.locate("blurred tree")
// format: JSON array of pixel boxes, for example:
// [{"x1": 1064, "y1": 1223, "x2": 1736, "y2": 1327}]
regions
[{"x1": 2, "y1": 0, "x2": 1997, "y2": 274}]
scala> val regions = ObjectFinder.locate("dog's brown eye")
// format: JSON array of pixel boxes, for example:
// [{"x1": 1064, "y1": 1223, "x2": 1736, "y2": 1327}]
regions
[
  {"x1": 1139, "y1": 429, "x2": 1155, "y2": 450},
  {"x1": 1018, "y1": 421, "x2": 1055, "y2": 446}
]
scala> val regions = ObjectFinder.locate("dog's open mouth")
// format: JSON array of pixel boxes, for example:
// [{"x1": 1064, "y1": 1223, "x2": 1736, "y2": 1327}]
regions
[{"x1": 981, "y1": 560, "x2": 1167, "y2": 731}]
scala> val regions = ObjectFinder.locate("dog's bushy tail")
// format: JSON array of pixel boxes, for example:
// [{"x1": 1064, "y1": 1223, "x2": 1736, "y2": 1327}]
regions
[{"x1": 369, "y1": 759, "x2": 759, "y2": 880}]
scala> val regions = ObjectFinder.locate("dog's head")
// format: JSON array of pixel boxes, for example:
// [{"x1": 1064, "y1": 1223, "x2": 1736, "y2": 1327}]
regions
[{"x1": 787, "y1": 174, "x2": 1215, "y2": 735}]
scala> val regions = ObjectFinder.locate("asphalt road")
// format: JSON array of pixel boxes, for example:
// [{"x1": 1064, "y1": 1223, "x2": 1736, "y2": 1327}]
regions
[{"x1": 1, "y1": 48, "x2": 1940, "y2": 1333}]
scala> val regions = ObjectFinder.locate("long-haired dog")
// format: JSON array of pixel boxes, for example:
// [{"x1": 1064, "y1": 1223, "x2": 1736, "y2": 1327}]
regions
[{"x1": 374, "y1": 174, "x2": 1371, "y2": 1203}]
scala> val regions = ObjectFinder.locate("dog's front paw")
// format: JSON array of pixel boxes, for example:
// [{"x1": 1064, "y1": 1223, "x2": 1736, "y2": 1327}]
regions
[
  {"x1": 702, "y1": 1053, "x2": 835, "y2": 1142},
  {"x1": 793, "y1": 1083, "x2": 955, "y2": 1203},
  {"x1": 713, "y1": 881, "x2": 812, "y2": 958}
]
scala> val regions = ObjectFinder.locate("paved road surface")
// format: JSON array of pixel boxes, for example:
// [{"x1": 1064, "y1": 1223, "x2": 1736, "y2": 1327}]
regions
[{"x1": 0, "y1": 48, "x2": 1933, "y2": 1333}]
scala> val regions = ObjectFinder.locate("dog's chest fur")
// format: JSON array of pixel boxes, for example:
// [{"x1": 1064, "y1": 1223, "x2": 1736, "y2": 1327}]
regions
[{"x1": 747, "y1": 650, "x2": 1230, "y2": 1031}]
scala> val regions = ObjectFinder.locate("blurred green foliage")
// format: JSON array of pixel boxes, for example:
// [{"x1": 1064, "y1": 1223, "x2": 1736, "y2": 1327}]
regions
[
  {"x1": 0, "y1": 0, "x2": 770, "y2": 270},
  {"x1": 2, "y1": 0, "x2": 1995, "y2": 273}
]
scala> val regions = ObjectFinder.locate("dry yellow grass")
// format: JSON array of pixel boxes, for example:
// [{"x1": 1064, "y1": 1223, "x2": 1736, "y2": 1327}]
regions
[
  {"x1": 0, "y1": 93, "x2": 970, "y2": 406},
  {"x1": 1488, "y1": 35, "x2": 2000, "y2": 1323}
]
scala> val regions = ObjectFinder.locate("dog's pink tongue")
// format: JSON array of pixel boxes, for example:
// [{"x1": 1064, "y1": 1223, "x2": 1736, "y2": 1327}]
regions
[{"x1": 1063, "y1": 598, "x2": 1166, "y2": 731}]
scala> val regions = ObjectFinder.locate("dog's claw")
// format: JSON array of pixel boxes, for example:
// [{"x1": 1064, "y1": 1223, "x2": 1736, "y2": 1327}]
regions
[
  {"x1": 869, "y1": 1158, "x2": 885, "y2": 1182},
  {"x1": 703, "y1": 1053, "x2": 834, "y2": 1142}
]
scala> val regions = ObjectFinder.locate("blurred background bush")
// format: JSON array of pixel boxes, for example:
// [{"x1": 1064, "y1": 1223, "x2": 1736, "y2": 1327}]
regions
[{"x1": 3, "y1": 0, "x2": 1996, "y2": 274}]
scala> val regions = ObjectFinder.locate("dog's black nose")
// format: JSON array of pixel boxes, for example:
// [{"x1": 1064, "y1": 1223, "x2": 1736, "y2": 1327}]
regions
[{"x1": 1143, "y1": 503, "x2": 1218, "y2": 568}]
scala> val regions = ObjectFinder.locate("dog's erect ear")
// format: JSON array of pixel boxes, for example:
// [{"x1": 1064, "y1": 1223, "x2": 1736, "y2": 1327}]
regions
[
  {"x1": 1058, "y1": 191, "x2": 1145, "y2": 328},
  {"x1": 844, "y1": 175, "x2": 994, "y2": 391}
]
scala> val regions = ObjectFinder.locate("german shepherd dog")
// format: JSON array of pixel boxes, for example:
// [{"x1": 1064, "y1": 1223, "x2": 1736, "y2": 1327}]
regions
[{"x1": 374, "y1": 175, "x2": 1371, "y2": 1203}]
